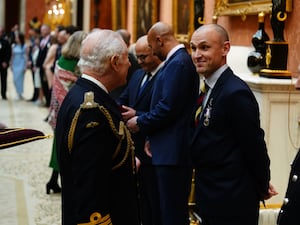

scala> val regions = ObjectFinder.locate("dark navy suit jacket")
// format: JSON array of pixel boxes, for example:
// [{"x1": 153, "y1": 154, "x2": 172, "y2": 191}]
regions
[
  {"x1": 118, "y1": 68, "x2": 157, "y2": 164},
  {"x1": 56, "y1": 77, "x2": 140, "y2": 225},
  {"x1": 190, "y1": 67, "x2": 270, "y2": 217},
  {"x1": 137, "y1": 47, "x2": 199, "y2": 166}
]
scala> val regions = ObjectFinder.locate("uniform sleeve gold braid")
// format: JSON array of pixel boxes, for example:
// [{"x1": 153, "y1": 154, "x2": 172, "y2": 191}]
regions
[
  {"x1": 68, "y1": 109, "x2": 82, "y2": 153},
  {"x1": 77, "y1": 212, "x2": 112, "y2": 225},
  {"x1": 97, "y1": 106, "x2": 135, "y2": 171},
  {"x1": 67, "y1": 92, "x2": 135, "y2": 172}
]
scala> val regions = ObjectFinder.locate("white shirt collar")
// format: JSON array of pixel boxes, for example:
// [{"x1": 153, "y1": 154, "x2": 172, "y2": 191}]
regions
[
  {"x1": 205, "y1": 64, "x2": 228, "y2": 89},
  {"x1": 165, "y1": 44, "x2": 185, "y2": 61},
  {"x1": 81, "y1": 74, "x2": 108, "y2": 93}
]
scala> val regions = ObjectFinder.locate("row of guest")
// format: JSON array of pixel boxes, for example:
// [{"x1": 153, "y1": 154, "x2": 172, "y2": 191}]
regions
[
  {"x1": 0, "y1": 24, "x2": 79, "y2": 103},
  {"x1": 54, "y1": 22, "x2": 280, "y2": 225}
]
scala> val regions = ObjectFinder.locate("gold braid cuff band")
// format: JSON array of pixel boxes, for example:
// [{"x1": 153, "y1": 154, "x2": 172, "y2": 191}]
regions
[{"x1": 78, "y1": 212, "x2": 112, "y2": 225}]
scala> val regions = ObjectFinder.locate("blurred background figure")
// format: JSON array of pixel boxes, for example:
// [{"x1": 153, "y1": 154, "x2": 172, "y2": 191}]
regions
[
  {"x1": 10, "y1": 32, "x2": 28, "y2": 100},
  {"x1": 46, "y1": 30, "x2": 87, "y2": 195},
  {"x1": 110, "y1": 29, "x2": 140, "y2": 99},
  {"x1": 27, "y1": 27, "x2": 40, "y2": 102},
  {"x1": 0, "y1": 26, "x2": 11, "y2": 100},
  {"x1": 35, "y1": 24, "x2": 51, "y2": 107}
]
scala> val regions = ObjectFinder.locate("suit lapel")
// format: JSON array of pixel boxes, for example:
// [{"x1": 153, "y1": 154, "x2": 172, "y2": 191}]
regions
[{"x1": 191, "y1": 68, "x2": 233, "y2": 144}]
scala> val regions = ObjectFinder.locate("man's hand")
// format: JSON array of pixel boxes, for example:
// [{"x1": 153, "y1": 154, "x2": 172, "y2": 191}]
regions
[
  {"x1": 264, "y1": 182, "x2": 278, "y2": 200},
  {"x1": 121, "y1": 105, "x2": 136, "y2": 121},
  {"x1": 126, "y1": 116, "x2": 139, "y2": 133},
  {"x1": 135, "y1": 157, "x2": 141, "y2": 172}
]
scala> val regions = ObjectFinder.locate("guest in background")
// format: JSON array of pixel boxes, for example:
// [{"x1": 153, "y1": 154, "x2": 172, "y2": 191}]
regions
[
  {"x1": 189, "y1": 23, "x2": 277, "y2": 225},
  {"x1": 0, "y1": 26, "x2": 11, "y2": 100},
  {"x1": 35, "y1": 24, "x2": 51, "y2": 107},
  {"x1": 46, "y1": 30, "x2": 87, "y2": 194},
  {"x1": 8, "y1": 24, "x2": 19, "y2": 46},
  {"x1": 43, "y1": 26, "x2": 66, "y2": 91},
  {"x1": 126, "y1": 22, "x2": 199, "y2": 225},
  {"x1": 11, "y1": 32, "x2": 27, "y2": 100},
  {"x1": 27, "y1": 27, "x2": 40, "y2": 101},
  {"x1": 110, "y1": 29, "x2": 140, "y2": 99},
  {"x1": 117, "y1": 35, "x2": 163, "y2": 225},
  {"x1": 55, "y1": 29, "x2": 140, "y2": 225}
]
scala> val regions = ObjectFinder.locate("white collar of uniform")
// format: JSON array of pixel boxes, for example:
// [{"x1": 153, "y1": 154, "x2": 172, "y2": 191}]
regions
[
  {"x1": 81, "y1": 74, "x2": 108, "y2": 94},
  {"x1": 165, "y1": 44, "x2": 185, "y2": 61},
  {"x1": 205, "y1": 64, "x2": 228, "y2": 90}
]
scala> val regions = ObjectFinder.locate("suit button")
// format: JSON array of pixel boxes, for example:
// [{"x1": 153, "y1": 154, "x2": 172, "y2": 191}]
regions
[
  {"x1": 292, "y1": 175, "x2": 298, "y2": 182},
  {"x1": 283, "y1": 198, "x2": 289, "y2": 205}
]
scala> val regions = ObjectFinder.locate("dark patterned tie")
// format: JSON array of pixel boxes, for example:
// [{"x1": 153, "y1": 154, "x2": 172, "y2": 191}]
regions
[{"x1": 194, "y1": 81, "x2": 209, "y2": 126}]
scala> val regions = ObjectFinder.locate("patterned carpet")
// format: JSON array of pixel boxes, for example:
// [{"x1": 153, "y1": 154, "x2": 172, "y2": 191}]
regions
[{"x1": 0, "y1": 70, "x2": 61, "y2": 225}]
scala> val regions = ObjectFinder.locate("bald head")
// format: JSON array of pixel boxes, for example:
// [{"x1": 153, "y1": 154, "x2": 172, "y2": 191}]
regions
[
  {"x1": 135, "y1": 35, "x2": 148, "y2": 50},
  {"x1": 193, "y1": 24, "x2": 229, "y2": 44},
  {"x1": 148, "y1": 22, "x2": 174, "y2": 37},
  {"x1": 147, "y1": 22, "x2": 178, "y2": 61},
  {"x1": 135, "y1": 35, "x2": 162, "y2": 72},
  {"x1": 116, "y1": 29, "x2": 131, "y2": 47},
  {"x1": 190, "y1": 24, "x2": 230, "y2": 78}
]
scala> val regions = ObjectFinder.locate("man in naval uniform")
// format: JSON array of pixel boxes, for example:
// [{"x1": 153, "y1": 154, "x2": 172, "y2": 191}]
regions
[{"x1": 55, "y1": 30, "x2": 140, "y2": 225}]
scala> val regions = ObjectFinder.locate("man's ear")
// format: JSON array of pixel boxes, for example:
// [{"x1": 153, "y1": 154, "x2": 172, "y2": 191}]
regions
[
  {"x1": 222, "y1": 41, "x2": 230, "y2": 56},
  {"x1": 110, "y1": 55, "x2": 119, "y2": 71},
  {"x1": 156, "y1": 35, "x2": 163, "y2": 47}
]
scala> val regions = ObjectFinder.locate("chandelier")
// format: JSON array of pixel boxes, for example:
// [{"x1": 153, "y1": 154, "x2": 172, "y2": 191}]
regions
[{"x1": 47, "y1": 0, "x2": 65, "y2": 26}]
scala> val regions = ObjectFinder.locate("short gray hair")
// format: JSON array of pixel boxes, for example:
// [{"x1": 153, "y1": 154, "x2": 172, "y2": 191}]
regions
[{"x1": 78, "y1": 29, "x2": 127, "y2": 75}]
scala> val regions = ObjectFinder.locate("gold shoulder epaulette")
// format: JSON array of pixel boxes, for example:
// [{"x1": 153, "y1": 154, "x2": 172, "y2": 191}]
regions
[
  {"x1": 81, "y1": 91, "x2": 98, "y2": 109},
  {"x1": 78, "y1": 212, "x2": 112, "y2": 225}
]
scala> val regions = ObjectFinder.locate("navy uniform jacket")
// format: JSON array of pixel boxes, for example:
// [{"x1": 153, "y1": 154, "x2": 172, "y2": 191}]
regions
[
  {"x1": 118, "y1": 68, "x2": 157, "y2": 164},
  {"x1": 190, "y1": 67, "x2": 270, "y2": 217},
  {"x1": 55, "y1": 77, "x2": 140, "y2": 225},
  {"x1": 277, "y1": 149, "x2": 300, "y2": 225},
  {"x1": 137, "y1": 48, "x2": 199, "y2": 166}
]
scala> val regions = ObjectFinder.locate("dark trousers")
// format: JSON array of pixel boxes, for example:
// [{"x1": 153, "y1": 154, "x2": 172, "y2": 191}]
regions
[
  {"x1": 30, "y1": 69, "x2": 38, "y2": 101},
  {"x1": 138, "y1": 165, "x2": 162, "y2": 225},
  {"x1": 0, "y1": 68, "x2": 7, "y2": 99},
  {"x1": 155, "y1": 166, "x2": 192, "y2": 225},
  {"x1": 39, "y1": 68, "x2": 50, "y2": 106}
]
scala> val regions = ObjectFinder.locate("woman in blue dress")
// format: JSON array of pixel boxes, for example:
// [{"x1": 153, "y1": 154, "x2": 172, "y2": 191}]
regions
[{"x1": 11, "y1": 32, "x2": 27, "y2": 100}]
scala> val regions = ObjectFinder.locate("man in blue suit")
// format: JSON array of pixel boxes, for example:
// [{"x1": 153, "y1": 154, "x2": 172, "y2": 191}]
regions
[
  {"x1": 118, "y1": 35, "x2": 163, "y2": 225},
  {"x1": 189, "y1": 24, "x2": 277, "y2": 225},
  {"x1": 127, "y1": 22, "x2": 199, "y2": 225}
]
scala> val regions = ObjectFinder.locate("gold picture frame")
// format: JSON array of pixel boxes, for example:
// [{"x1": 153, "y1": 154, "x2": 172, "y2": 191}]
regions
[
  {"x1": 112, "y1": 0, "x2": 127, "y2": 30},
  {"x1": 214, "y1": 0, "x2": 272, "y2": 20},
  {"x1": 133, "y1": 0, "x2": 158, "y2": 42},
  {"x1": 173, "y1": 0, "x2": 195, "y2": 45}
]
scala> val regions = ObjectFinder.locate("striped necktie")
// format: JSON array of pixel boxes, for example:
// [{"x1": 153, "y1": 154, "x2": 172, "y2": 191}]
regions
[{"x1": 194, "y1": 81, "x2": 209, "y2": 126}]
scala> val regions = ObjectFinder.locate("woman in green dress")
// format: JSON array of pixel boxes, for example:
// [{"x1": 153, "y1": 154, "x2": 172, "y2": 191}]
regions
[{"x1": 46, "y1": 31, "x2": 87, "y2": 194}]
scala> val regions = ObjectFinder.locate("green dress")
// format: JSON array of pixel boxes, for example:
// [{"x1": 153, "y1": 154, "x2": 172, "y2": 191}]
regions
[{"x1": 48, "y1": 56, "x2": 79, "y2": 171}]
